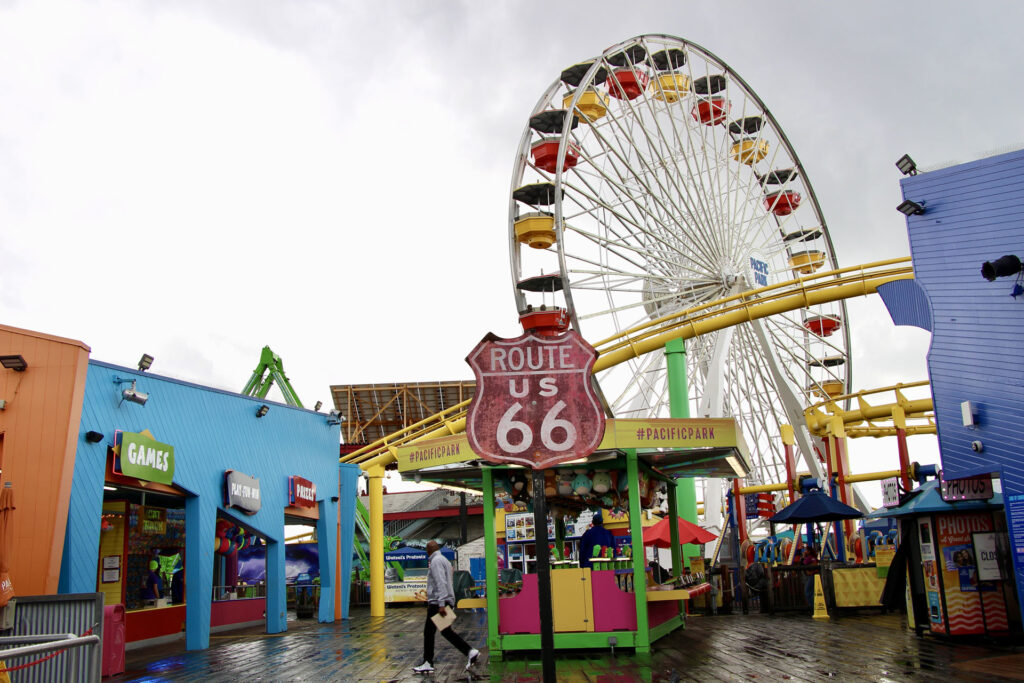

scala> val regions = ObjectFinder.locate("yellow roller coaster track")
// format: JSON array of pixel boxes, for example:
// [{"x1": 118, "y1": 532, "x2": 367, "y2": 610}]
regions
[
  {"x1": 804, "y1": 380, "x2": 935, "y2": 438},
  {"x1": 342, "y1": 256, "x2": 914, "y2": 470}
]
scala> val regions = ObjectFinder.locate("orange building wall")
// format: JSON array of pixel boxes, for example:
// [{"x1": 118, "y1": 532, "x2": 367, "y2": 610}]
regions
[{"x1": 0, "y1": 324, "x2": 90, "y2": 595}]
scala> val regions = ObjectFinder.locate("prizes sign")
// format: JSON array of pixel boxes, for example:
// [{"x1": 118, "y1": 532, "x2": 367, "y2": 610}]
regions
[
  {"x1": 466, "y1": 330, "x2": 605, "y2": 469},
  {"x1": 289, "y1": 476, "x2": 317, "y2": 508},
  {"x1": 116, "y1": 431, "x2": 175, "y2": 485}
]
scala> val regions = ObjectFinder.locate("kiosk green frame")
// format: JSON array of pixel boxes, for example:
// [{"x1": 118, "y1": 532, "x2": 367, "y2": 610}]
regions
[{"x1": 405, "y1": 417, "x2": 751, "y2": 657}]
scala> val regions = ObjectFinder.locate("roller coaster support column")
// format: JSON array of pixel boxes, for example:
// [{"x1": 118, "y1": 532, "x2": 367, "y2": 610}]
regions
[
  {"x1": 893, "y1": 406, "x2": 913, "y2": 491},
  {"x1": 829, "y1": 417, "x2": 855, "y2": 544},
  {"x1": 366, "y1": 465, "x2": 386, "y2": 617},
  {"x1": 666, "y1": 338, "x2": 699, "y2": 566},
  {"x1": 781, "y1": 425, "x2": 797, "y2": 504}
]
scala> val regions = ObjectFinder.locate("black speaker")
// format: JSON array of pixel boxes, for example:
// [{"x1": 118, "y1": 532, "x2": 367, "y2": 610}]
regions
[
  {"x1": 981, "y1": 254, "x2": 1022, "y2": 281},
  {"x1": 85, "y1": 430, "x2": 104, "y2": 443}
]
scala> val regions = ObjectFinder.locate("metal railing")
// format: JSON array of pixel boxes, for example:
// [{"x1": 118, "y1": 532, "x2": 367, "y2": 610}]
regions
[
  {"x1": 0, "y1": 633, "x2": 101, "y2": 683},
  {"x1": 212, "y1": 584, "x2": 266, "y2": 601}
]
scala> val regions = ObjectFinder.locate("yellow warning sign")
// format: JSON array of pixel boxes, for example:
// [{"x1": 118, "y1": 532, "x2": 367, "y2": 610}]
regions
[{"x1": 812, "y1": 574, "x2": 829, "y2": 619}]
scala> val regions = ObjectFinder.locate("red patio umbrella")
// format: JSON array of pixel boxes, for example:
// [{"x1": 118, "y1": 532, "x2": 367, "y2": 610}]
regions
[
  {"x1": 642, "y1": 515, "x2": 717, "y2": 547},
  {"x1": 0, "y1": 483, "x2": 15, "y2": 607}
]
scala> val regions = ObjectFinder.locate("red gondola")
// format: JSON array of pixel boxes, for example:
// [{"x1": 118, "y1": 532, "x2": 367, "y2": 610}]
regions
[
  {"x1": 764, "y1": 189, "x2": 802, "y2": 216},
  {"x1": 607, "y1": 69, "x2": 649, "y2": 100},
  {"x1": 531, "y1": 138, "x2": 580, "y2": 173},
  {"x1": 691, "y1": 97, "x2": 729, "y2": 125}
]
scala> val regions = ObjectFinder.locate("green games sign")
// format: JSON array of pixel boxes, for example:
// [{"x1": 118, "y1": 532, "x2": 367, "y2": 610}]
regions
[{"x1": 117, "y1": 431, "x2": 175, "y2": 485}]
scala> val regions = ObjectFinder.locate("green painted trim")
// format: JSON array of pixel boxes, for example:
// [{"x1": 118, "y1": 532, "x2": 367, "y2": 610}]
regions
[
  {"x1": 482, "y1": 467, "x2": 501, "y2": 653},
  {"x1": 499, "y1": 630, "x2": 638, "y2": 651},
  {"x1": 649, "y1": 614, "x2": 684, "y2": 643},
  {"x1": 626, "y1": 450, "x2": 651, "y2": 652}
]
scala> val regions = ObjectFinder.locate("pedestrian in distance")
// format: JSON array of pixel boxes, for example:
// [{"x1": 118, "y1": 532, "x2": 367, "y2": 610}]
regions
[
  {"x1": 801, "y1": 546, "x2": 818, "y2": 611},
  {"x1": 578, "y1": 510, "x2": 615, "y2": 569},
  {"x1": 413, "y1": 541, "x2": 480, "y2": 675}
]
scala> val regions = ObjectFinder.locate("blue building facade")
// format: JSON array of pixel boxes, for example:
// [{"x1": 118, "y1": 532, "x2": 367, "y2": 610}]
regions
[
  {"x1": 887, "y1": 148, "x2": 1024, "y2": 621},
  {"x1": 57, "y1": 360, "x2": 360, "y2": 650}
]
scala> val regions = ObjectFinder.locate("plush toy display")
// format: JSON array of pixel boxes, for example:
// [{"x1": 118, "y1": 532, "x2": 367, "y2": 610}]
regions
[
  {"x1": 557, "y1": 472, "x2": 574, "y2": 496},
  {"x1": 571, "y1": 472, "x2": 593, "y2": 497},
  {"x1": 591, "y1": 471, "x2": 613, "y2": 495},
  {"x1": 544, "y1": 470, "x2": 557, "y2": 497},
  {"x1": 507, "y1": 471, "x2": 532, "y2": 504}
]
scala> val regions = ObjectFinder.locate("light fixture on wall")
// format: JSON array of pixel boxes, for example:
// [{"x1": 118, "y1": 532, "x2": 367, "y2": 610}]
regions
[
  {"x1": 256, "y1": 404, "x2": 270, "y2": 418},
  {"x1": 138, "y1": 354, "x2": 154, "y2": 371},
  {"x1": 314, "y1": 401, "x2": 323, "y2": 412},
  {"x1": 114, "y1": 377, "x2": 149, "y2": 406},
  {"x1": 981, "y1": 254, "x2": 1022, "y2": 281},
  {"x1": 896, "y1": 199, "x2": 926, "y2": 216},
  {"x1": 85, "y1": 430, "x2": 105, "y2": 443},
  {"x1": 895, "y1": 153, "x2": 918, "y2": 176},
  {"x1": 0, "y1": 355, "x2": 28, "y2": 372}
]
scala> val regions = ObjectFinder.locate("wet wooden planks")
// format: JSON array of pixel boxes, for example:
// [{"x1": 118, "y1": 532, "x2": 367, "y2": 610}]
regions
[{"x1": 109, "y1": 606, "x2": 1024, "y2": 682}]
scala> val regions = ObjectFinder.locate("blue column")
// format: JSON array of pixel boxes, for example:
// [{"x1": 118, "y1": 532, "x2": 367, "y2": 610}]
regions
[
  {"x1": 185, "y1": 496, "x2": 216, "y2": 650},
  {"x1": 316, "y1": 497, "x2": 337, "y2": 623},
  {"x1": 266, "y1": 536, "x2": 287, "y2": 634},
  {"x1": 337, "y1": 464, "x2": 360, "y2": 619}
]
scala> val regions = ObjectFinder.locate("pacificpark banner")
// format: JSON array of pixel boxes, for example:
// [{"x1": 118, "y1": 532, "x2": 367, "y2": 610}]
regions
[
  {"x1": 396, "y1": 433, "x2": 475, "y2": 472},
  {"x1": 396, "y1": 418, "x2": 743, "y2": 472}
]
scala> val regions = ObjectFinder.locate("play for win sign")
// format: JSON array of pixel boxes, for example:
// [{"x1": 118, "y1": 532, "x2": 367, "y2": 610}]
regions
[{"x1": 116, "y1": 431, "x2": 175, "y2": 486}]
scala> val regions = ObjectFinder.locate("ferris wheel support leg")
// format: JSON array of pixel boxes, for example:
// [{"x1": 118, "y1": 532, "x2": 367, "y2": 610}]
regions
[
  {"x1": 893, "y1": 406, "x2": 913, "y2": 491},
  {"x1": 666, "y1": 339, "x2": 699, "y2": 567},
  {"x1": 829, "y1": 417, "x2": 855, "y2": 547}
]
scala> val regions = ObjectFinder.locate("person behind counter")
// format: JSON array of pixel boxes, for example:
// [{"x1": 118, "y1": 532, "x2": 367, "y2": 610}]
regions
[
  {"x1": 141, "y1": 560, "x2": 163, "y2": 603},
  {"x1": 578, "y1": 511, "x2": 615, "y2": 570}
]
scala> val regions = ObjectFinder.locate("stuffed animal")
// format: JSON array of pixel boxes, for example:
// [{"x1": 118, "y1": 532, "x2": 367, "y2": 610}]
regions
[
  {"x1": 572, "y1": 472, "x2": 593, "y2": 497},
  {"x1": 557, "y1": 472, "x2": 574, "y2": 496},
  {"x1": 544, "y1": 470, "x2": 557, "y2": 497},
  {"x1": 507, "y1": 471, "x2": 528, "y2": 498},
  {"x1": 591, "y1": 471, "x2": 613, "y2": 495}
]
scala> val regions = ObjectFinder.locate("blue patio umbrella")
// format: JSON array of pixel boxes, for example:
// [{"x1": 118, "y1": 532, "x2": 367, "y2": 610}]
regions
[{"x1": 768, "y1": 490, "x2": 863, "y2": 524}]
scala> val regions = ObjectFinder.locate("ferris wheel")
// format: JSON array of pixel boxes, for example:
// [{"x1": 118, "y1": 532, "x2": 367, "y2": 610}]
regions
[{"x1": 507, "y1": 35, "x2": 850, "y2": 491}]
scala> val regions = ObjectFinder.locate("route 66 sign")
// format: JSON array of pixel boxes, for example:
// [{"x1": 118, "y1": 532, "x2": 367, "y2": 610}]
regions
[{"x1": 466, "y1": 329, "x2": 605, "y2": 469}]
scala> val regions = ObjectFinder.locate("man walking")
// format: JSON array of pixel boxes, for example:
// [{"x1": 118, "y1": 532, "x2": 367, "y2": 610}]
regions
[{"x1": 413, "y1": 541, "x2": 480, "y2": 674}]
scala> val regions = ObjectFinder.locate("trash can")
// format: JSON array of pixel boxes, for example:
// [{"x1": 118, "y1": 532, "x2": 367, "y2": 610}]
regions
[{"x1": 102, "y1": 604, "x2": 125, "y2": 677}]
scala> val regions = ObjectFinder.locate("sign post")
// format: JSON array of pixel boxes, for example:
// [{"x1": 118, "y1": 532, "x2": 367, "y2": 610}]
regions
[{"x1": 466, "y1": 328, "x2": 605, "y2": 682}]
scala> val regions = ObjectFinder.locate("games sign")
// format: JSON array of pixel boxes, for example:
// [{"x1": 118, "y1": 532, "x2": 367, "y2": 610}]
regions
[{"x1": 465, "y1": 329, "x2": 605, "y2": 469}]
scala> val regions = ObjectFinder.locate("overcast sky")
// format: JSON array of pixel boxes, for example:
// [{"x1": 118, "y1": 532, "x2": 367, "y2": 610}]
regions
[{"x1": 3, "y1": 1, "x2": 1021, "y2": 506}]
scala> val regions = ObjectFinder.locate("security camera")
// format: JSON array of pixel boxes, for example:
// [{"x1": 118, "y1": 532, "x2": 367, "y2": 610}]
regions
[
  {"x1": 122, "y1": 388, "x2": 149, "y2": 406},
  {"x1": 970, "y1": 440, "x2": 983, "y2": 453}
]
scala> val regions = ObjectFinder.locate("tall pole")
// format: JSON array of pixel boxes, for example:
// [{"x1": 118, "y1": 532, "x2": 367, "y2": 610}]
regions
[
  {"x1": 531, "y1": 469, "x2": 556, "y2": 682},
  {"x1": 665, "y1": 338, "x2": 698, "y2": 567},
  {"x1": 366, "y1": 465, "x2": 386, "y2": 617},
  {"x1": 893, "y1": 406, "x2": 913, "y2": 491}
]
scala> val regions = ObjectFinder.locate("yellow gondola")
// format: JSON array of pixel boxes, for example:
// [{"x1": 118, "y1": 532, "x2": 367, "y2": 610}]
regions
[
  {"x1": 788, "y1": 250, "x2": 826, "y2": 275},
  {"x1": 515, "y1": 212, "x2": 557, "y2": 250},
  {"x1": 730, "y1": 138, "x2": 769, "y2": 165},
  {"x1": 563, "y1": 88, "x2": 610, "y2": 122},
  {"x1": 652, "y1": 73, "x2": 690, "y2": 103}
]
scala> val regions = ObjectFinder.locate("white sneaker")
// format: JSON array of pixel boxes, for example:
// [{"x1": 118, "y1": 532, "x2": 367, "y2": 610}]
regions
[
  {"x1": 466, "y1": 648, "x2": 480, "y2": 670},
  {"x1": 413, "y1": 661, "x2": 434, "y2": 674}
]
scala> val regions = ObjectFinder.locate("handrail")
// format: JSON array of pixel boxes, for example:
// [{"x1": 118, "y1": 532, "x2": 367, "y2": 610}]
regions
[{"x1": 0, "y1": 633, "x2": 101, "y2": 682}]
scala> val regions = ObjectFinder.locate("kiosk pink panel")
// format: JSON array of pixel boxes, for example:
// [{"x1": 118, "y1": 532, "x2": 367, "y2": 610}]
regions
[
  {"x1": 647, "y1": 600, "x2": 679, "y2": 628},
  {"x1": 499, "y1": 574, "x2": 540, "y2": 634},
  {"x1": 591, "y1": 571, "x2": 636, "y2": 631}
]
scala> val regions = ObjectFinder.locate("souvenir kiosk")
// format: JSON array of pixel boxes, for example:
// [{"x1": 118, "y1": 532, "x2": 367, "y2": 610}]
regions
[{"x1": 403, "y1": 419, "x2": 750, "y2": 657}]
